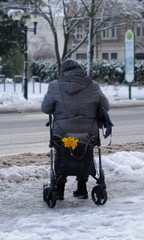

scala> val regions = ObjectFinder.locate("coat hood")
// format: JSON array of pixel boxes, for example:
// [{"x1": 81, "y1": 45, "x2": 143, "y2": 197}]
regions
[
  {"x1": 57, "y1": 69, "x2": 92, "y2": 94},
  {"x1": 61, "y1": 59, "x2": 83, "y2": 73}
]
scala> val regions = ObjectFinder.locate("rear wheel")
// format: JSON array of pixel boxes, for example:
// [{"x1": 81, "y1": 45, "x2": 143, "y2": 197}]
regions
[
  {"x1": 46, "y1": 190, "x2": 57, "y2": 208},
  {"x1": 91, "y1": 186, "x2": 107, "y2": 205},
  {"x1": 43, "y1": 184, "x2": 57, "y2": 208},
  {"x1": 43, "y1": 184, "x2": 48, "y2": 201}
]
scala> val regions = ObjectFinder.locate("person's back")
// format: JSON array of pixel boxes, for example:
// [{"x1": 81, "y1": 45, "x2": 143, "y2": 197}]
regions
[
  {"x1": 41, "y1": 60, "x2": 110, "y2": 200},
  {"x1": 41, "y1": 60, "x2": 110, "y2": 138}
]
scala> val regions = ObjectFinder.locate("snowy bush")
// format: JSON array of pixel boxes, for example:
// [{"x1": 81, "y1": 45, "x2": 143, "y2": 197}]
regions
[
  {"x1": 30, "y1": 59, "x2": 58, "y2": 83},
  {"x1": 135, "y1": 61, "x2": 144, "y2": 85},
  {"x1": 30, "y1": 59, "x2": 144, "y2": 84},
  {"x1": 94, "y1": 60, "x2": 125, "y2": 84}
]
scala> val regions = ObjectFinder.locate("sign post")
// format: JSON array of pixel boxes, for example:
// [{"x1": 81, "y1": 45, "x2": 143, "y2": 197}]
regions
[{"x1": 125, "y1": 29, "x2": 135, "y2": 100}]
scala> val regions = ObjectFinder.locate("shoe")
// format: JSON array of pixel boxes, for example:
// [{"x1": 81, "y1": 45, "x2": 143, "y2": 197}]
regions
[
  {"x1": 73, "y1": 190, "x2": 88, "y2": 199},
  {"x1": 56, "y1": 195, "x2": 64, "y2": 200},
  {"x1": 73, "y1": 181, "x2": 88, "y2": 199},
  {"x1": 56, "y1": 183, "x2": 65, "y2": 200}
]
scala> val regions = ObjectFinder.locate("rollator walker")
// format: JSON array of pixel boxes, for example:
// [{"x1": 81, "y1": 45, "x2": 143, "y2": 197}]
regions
[{"x1": 43, "y1": 108, "x2": 113, "y2": 208}]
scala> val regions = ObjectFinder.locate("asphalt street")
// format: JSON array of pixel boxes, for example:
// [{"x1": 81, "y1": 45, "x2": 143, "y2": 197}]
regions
[{"x1": 0, "y1": 107, "x2": 144, "y2": 156}]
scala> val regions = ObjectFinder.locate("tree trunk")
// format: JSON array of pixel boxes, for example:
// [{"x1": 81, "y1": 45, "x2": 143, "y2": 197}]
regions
[
  {"x1": 87, "y1": 17, "x2": 94, "y2": 78},
  {"x1": 52, "y1": 28, "x2": 61, "y2": 74},
  {"x1": 62, "y1": 33, "x2": 69, "y2": 61}
]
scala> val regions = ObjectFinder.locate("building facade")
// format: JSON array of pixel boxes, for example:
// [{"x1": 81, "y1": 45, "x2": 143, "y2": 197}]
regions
[{"x1": 68, "y1": 20, "x2": 144, "y2": 61}]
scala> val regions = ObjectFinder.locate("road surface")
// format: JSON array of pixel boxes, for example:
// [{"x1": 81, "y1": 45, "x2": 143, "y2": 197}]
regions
[{"x1": 0, "y1": 107, "x2": 144, "y2": 156}]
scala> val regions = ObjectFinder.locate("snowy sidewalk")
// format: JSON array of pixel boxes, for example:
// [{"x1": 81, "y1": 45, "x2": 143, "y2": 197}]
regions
[
  {"x1": 0, "y1": 151, "x2": 144, "y2": 239},
  {"x1": 1, "y1": 99, "x2": 144, "y2": 114},
  {"x1": 0, "y1": 83, "x2": 144, "y2": 113}
]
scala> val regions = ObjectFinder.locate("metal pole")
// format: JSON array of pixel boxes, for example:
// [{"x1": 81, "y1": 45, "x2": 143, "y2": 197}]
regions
[
  {"x1": 39, "y1": 77, "x2": 41, "y2": 93},
  {"x1": 23, "y1": 26, "x2": 28, "y2": 99},
  {"x1": 32, "y1": 77, "x2": 35, "y2": 94},
  {"x1": 129, "y1": 83, "x2": 132, "y2": 100},
  {"x1": 13, "y1": 76, "x2": 16, "y2": 92},
  {"x1": 4, "y1": 77, "x2": 6, "y2": 92}
]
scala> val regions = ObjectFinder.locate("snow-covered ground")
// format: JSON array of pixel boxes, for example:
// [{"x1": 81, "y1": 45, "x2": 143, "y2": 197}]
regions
[
  {"x1": 0, "y1": 81, "x2": 144, "y2": 112},
  {"x1": 0, "y1": 151, "x2": 144, "y2": 239},
  {"x1": 0, "y1": 81, "x2": 144, "y2": 239}
]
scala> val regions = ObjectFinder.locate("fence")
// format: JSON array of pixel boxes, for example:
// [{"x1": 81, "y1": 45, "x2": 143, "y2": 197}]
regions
[
  {"x1": 32, "y1": 76, "x2": 42, "y2": 94},
  {"x1": 0, "y1": 75, "x2": 42, "y2": 94}
]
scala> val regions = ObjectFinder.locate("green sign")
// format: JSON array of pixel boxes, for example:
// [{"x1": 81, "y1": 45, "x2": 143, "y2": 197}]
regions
[
  {"x1": 125, "y1": 29, "x2": 135, "y2": 83},
  {"x1": 126, "y1": 31, "x2": 133, "y2": 40}
]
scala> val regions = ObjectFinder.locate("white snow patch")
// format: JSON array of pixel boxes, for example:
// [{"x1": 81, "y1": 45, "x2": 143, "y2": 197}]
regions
[
  {"x1": 0, "y1": 165, "x2": 49, "y2": 183},
  {"x1": 101, "y1": 151, "x2": 144, "y2": 177},
  {"x1": 0, "y1": 152, "x2": 144, "y2": 239},
  {"x1": 0, "y1": 82, "x2": 144, "y2": 112},
  {"x1": 0, "y1": 152, "x2": 144, "y2": 184}
]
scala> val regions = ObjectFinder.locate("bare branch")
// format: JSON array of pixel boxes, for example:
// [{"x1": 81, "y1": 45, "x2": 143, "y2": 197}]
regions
[
  {"x1": 63, "y1": 34, "x2": 88, "y2": 60},
  {"x1": 79, "y1": 0, "x2": 90, "y2": 14},
  {"x1": 65, "y1": 20, "x2": 80, "y2": 35}
]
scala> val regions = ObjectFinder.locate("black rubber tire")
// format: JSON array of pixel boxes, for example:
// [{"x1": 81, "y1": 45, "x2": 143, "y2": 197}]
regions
[
  {"x1": 43, "y1": 184, "x2": 48, "y2": 202},
  {"x1": 46, "y1": 190, "x2": 57, "y2": 208},
  {"x1": 91, "y1": 186, "x2": 107, "y2": 205}
]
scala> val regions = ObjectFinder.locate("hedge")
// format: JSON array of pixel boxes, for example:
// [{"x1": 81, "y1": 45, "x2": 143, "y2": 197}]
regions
[{"x1": 30, "y1": 59, "x2": 144, "y2": 85}]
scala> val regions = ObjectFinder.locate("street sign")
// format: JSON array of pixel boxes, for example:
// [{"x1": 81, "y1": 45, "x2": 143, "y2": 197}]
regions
[{"x1": 125, "y1": 29, "x2": 135, "y2": 83}]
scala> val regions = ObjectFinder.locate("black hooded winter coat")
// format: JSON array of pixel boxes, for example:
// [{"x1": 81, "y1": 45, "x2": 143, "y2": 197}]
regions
[{"x1": 41, "y1": 60, "x2": 110, "y2": 138}]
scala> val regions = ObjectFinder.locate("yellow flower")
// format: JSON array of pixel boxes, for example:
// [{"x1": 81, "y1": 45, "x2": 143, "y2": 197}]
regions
[{"x1": 62, "y1": 137, "x2": 79, "y2": 150}]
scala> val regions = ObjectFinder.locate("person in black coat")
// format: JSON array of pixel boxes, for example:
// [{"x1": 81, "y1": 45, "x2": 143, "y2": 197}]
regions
[{"x1": 41, "y1": 60, "x2": 110, "y2": 200}]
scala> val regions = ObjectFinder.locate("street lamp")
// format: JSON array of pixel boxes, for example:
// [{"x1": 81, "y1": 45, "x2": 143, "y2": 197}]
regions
[{"x1": 8, "y1": 8, "x2": 40, "y2": 99}]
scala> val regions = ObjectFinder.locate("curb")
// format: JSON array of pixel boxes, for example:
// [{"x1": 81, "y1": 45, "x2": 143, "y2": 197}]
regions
[
  {"x1": 110, "y1": 100, "x2": 144, "y2": 108},
  {"x1": 0, "y1": 108, "x2": 41, "y2": 114},
  {"x1": 0, "y1": 100, "x2": 144, "y2": 114}
]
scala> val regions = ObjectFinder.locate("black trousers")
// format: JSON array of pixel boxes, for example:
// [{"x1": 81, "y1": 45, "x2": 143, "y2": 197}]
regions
[{"x1": 54, "y1": 149, "x2": 88, "y2": 183}]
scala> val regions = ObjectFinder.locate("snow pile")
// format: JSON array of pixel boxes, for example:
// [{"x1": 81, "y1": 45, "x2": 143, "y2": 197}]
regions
[
  {"x1": 0, "y1": 165, "x2": 48, "y2": 183},
  {"x1": 102, "y1": 151, "x2": 144, "y2": 177},
  {"x1": 0, "y1": 152, "x2": 144, "y2": 184},
  {"x1": 0, "y1": 92, "x2": 42, "y2": 112}
]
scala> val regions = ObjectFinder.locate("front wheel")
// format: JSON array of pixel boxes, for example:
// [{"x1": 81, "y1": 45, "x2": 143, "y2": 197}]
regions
[{"x1": 91, "y1": 186, "x2": 107, "y2": 205}]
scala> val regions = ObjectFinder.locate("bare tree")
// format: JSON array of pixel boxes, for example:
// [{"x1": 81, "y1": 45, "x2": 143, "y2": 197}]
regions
[
  {"x1": 78, "y1": 0, "x2": 144, "y2": 77},
  {"x1": 2, "y1": 0, "x2": 86, "y2": 73},
  {"x1": 32, "y1": 0, "x2": 89, "y2": 73},
  {"x1": 61, "y1": 0, "x2": 89, "y2": 60},
  {"x1": 3, "y1": 0, "x2": 144, "y2": 76}
]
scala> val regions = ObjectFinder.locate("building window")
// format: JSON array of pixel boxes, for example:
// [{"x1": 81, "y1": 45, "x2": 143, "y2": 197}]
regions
[
  {"x1": 102, "y1": 53, "x2": 118, "y2": 60},
  {"x1": 111, "y1": 53, "x2": 117, "y2": 59},
  {"x1": 102, "y1": 53, "x2": 109, "y2": 60},
  {"x1": 135, "y1": 52, "x2": 144, "y2": 60},
  {"x1": 102, "y1": 22, "x2": 119, "y2": 39},
  {"x1": 137, "y1": 26, "x2": 141, "y2": 37},
  {"x1": 76, "y1": 53, "x2": 87, "y2": 59},
  {"x1": 102, "y1": 23, "x2": 109, "y2": 38},
  {"x1": 76, "y1": 25, "x2": 83, "y2": 39},
  {"x1": 112, "y1": 24, "x2": 118, "y2": 38},
  {"x1": 142, "y1": 27, "x2": 144, "y2": 36},
  {"x1": 136, "y1": 23, "x2": 144, "y2": 37}
]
